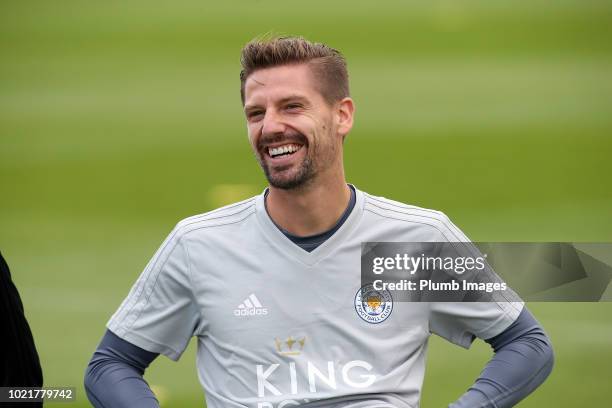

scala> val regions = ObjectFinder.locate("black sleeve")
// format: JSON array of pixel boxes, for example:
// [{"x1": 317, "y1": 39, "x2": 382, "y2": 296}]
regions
[
  {"x1": 84, "y1": 329, "x2": 160, "y2": 408},
  {"x1": 0, "y1": 251, "x2": 43, "y2": 388},
  {"x1": 449, "y1": 307, "x2": 554, "y2": 408}
]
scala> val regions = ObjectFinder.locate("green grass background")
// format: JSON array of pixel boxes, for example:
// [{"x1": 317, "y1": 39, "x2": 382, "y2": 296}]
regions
[{"x1": 1, "y1": 0, "x2": 611, "y2": 406}]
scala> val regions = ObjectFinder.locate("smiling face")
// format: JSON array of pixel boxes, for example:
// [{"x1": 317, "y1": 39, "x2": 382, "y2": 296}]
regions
[{"x1": 243, "y1": 63, "x2": 350, "y2": 190}]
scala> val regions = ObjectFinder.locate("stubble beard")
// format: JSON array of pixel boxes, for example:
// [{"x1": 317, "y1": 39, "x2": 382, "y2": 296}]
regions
[
  {"x1": 255, "y1": 126, "x2": 338, "y2": 191},
  {"x1": 259, "y1": 149, "x2": 317, "y2": 190}
]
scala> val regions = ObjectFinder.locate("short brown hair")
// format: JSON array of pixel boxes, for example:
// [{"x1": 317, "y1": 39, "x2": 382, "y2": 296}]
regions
[{"x1": 240, "y1": 36, "x2": 350, "y2": 106}]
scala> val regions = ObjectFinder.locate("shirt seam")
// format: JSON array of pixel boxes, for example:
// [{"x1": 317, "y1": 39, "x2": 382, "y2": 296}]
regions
[{"x1": 180, "y1": 235, "x2": 201, "y2": 337}]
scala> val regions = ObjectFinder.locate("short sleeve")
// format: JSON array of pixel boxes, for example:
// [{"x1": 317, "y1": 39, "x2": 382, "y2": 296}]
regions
[
  {"x1": 107, "y1": 226, "x2": 199, "y2": 361},
  {"x1": 428, "y1": 212, "x2": 524, "y2": 348},
  {"x1": 429, "y1": 301, "x2": 524, "y2": 348}
]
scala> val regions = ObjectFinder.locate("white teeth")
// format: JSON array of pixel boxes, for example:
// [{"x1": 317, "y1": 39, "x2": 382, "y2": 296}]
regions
[{"x1": 268, "y1": 144, "x2": 300, "y2": 157}]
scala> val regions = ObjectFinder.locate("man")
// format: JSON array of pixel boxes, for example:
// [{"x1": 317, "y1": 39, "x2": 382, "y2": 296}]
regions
[{"x1": 85, "y1": 36, "x2": 553, "y2": 408}]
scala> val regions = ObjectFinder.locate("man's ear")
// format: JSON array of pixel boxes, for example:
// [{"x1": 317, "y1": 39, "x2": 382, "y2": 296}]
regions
[{"x1": 336, "y1": 97, "x2": 355, "y2": 140}]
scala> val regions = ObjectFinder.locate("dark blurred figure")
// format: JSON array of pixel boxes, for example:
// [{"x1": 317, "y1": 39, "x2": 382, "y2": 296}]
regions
[{"x1": 0, "y1": 251, "x2": 43, "y2": 407}]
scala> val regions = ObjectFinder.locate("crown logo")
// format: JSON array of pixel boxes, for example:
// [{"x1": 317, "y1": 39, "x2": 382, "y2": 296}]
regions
[{"x1": 274, "y1": 336, "x2": 306, "y2": 356}]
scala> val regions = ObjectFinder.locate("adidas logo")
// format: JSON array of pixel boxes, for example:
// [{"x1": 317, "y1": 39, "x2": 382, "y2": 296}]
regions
[{"x1": 233, "y1": 293, "x2": 268, "y2": 317}]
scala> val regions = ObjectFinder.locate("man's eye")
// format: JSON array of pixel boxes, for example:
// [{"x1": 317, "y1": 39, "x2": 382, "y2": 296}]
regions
[
  {"x1": 247, "y1": 111, "x2": 264, "y2": 120},
  {"x1": 286, "y1": 104, "x2": 301, "y2": 111}
]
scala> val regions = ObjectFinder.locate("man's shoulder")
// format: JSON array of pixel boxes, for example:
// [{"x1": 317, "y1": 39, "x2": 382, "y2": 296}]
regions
[
  {"x1": 359, "y1": 190, "x2": 467, "y2": 241},
  {"x1": 173, "y1": 194, "x2": 260, "y2": 239},
  {"x1": 361, "y1": 190, "x2": 449, "y2": 222}
]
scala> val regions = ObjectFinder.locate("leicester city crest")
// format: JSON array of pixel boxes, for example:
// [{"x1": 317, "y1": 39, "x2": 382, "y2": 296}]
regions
[{"x1": 354, "y1": 284, "x2": 393, "y2": 324}]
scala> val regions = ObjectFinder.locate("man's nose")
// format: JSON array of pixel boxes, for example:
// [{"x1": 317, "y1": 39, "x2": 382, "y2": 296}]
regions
[{"x1": 261, "y1": 110, "x2": 286, "y2": 136}]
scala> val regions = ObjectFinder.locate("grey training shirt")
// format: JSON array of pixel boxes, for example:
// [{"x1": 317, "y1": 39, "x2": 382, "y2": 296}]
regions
[{"x1": 107, "y1": 186, "x2": 523, "y2": 408}]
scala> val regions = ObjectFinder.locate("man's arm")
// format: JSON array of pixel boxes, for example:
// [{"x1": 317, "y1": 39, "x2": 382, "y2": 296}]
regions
[
  {"x1": 88, "y1": 225, "x2": 199, "y2": 406},
  {"x1": 84, "y1": 330, "x2": 160, "y2": 408},
  {"x1": 449, "y1": 307, "x2": 554, "y2": 408}
]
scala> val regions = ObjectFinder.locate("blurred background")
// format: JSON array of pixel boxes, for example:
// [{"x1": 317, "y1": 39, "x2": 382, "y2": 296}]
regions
[{"x1": 1, "y1": 0, "x2": 611, "y2": 406}]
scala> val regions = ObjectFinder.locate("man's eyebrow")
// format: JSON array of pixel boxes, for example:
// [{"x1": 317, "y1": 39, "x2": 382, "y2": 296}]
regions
[
  {"x1": 244, "y1": 104, "x2": 261, "y2": 112},
  {"x1": 244, "y1": 95, "x2": 309, "y2": 112},
  {"x1": 278, "y1": 95, "x2": 309, "y2": 105}
]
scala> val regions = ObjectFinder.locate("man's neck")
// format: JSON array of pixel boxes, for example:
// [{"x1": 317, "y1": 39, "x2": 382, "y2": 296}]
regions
[{"x1": 265, "y1": 178, "x2": 352, "y2": 237}]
